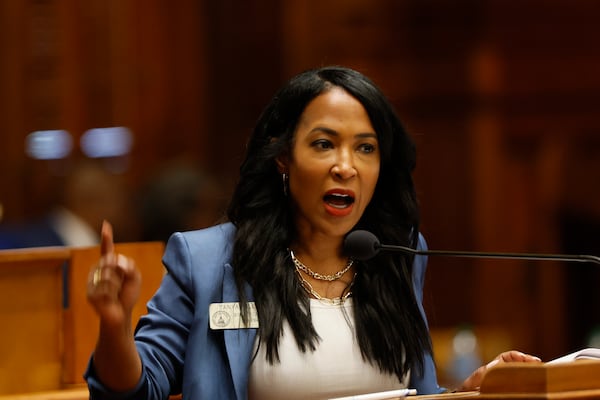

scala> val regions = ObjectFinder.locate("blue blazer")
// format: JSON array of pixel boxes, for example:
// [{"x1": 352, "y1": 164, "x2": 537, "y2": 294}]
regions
[{"x1": 86, "y1": 223, "x2": 444, "y2": 399}]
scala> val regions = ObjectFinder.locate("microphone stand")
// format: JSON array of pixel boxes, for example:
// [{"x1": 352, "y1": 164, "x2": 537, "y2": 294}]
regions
[{"x1": 380, "y1": 244, "x2": 600, "y2": 265}]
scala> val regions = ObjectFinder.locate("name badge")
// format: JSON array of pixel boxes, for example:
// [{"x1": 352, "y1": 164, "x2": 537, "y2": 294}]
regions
[{"x1": 209, "y1": 302, "x2": 259, "y2": 330}]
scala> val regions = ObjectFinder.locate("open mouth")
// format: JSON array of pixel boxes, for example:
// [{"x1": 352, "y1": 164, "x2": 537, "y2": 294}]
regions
[{"x1": 323, "y1": 193, "x2": 355, "y2": 209}]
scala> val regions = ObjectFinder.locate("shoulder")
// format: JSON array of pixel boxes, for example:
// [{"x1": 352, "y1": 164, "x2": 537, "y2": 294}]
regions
[
  {"x1": 411, "y1": 232, "x2": 429, "y2": 291},
  {"x1": 173, "y1": 222, "x2": 236, "y2": 250},
  {"x1": 416, "y1": 232, "x2": 428, "y2": 251},
  {"x1": 162, "y1": 222, "x2": 236, "y2": 273},
  {"x1": 414, "y1": 232, "x2": 428, "y2": 269}
]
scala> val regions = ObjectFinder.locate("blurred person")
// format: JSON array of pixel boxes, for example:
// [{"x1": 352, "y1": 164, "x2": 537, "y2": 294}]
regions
[
  {"x1": 85, "y1": 66, "x2": 540, "y2": 400},
  {"x1": 136, "y1": 161, "x2": 224, "y2": 243},
  {"x1": 0, "y1": 159, "x2": 130, "y2": 249}
]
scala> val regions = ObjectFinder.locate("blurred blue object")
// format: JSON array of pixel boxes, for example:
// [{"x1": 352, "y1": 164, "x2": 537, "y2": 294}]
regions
[
  {"x1": 25, "y1": 130, "x2": 73, "y2": 160},
  {"x1": 80, "y1": 127, "x2": 133, "y2": 158}
]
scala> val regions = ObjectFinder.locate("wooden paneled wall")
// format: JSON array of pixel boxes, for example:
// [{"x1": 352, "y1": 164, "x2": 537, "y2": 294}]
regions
[
  {"x1": 0, "y1": 0, "x2": 211, "y2": 222},
  {"x1": 1, "y1": 0, "x2": 599, "y2": 364}
]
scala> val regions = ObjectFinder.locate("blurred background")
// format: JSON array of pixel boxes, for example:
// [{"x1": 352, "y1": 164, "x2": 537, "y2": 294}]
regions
[{"x1": 1, "y1": 0, "x2": 599, "y2": 387}]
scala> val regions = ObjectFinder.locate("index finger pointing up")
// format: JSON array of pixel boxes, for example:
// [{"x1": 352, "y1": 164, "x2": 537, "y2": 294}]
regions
[{"x1": 100, "y1": 220, "x2": 115, "y2": 256}]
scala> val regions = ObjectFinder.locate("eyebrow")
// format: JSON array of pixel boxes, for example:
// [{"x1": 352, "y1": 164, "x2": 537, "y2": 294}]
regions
[{"x1": 310, "y1": 126, "x2": 377, "y2": 139}]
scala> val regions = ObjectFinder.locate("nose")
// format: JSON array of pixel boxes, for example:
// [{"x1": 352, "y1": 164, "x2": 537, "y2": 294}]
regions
[{"x1": 331, "y1": 149, "x2": 357, "y2": 180}]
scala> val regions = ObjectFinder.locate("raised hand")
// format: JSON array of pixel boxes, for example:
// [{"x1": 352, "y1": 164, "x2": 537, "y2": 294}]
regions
[
  {"x1": 87, "y1": 220, "x2": 141, "y2": 327},
  {"x1": 87, "y1": 220, "x2": 144, "y2": 390}
]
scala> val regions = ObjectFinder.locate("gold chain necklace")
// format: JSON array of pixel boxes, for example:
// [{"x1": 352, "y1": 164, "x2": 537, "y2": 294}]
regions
[
  {"x1": 290, "y1": 249, "x2": 353, "y2": 281},
  {"x1": 295, "y1": 267, "x2": 356, "y2": 304}
]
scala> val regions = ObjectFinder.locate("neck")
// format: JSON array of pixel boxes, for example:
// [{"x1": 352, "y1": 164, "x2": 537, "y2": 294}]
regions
[{"x1": 289, "y1": 231, "x2": 347, "y2": 267}]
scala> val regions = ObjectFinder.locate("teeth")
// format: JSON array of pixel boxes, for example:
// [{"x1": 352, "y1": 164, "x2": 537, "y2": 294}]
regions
[{"x1": 324, "y1": 193, "x2": 354, "y2": 207}]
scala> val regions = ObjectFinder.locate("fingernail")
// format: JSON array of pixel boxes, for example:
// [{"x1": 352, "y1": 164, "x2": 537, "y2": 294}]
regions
[
  {"x1": 486, "y1": 359, "x2": 500, "y2": 368},
  {"x1": 117, "y1": 254, "x2": 130, "y2": 270}
]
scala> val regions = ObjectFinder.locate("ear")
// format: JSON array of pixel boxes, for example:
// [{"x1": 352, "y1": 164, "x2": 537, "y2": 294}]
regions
[
  {"x1": 275, "y1": 155, "x2": 288, "y2": 174},
  {"x1": 270, "y1": 136, "x2": 289, "y2": 173}
]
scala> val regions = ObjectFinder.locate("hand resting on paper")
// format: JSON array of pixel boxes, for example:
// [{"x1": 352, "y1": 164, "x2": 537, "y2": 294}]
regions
[{"x1": 458, "y1": 350, "x2": 542, "y2": 391}]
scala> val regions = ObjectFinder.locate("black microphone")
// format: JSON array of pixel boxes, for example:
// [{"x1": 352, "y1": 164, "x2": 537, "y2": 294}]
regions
[{"x1": 343, "y1": 230, "x2": 600, "y2": 265}]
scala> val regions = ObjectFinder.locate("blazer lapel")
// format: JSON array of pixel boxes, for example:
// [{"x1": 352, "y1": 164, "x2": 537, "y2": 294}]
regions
[{"x1": 222, "y1": 263, "x2": 257, "y2": 400}]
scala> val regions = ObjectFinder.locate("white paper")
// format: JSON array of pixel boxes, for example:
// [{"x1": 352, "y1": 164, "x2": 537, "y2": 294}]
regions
[
  {"x1": 328, "y1": 388, "x2": 417, "y2": 400},
  {"x1": 547, "y1": 347, "x2": 600, "y2": 364}
]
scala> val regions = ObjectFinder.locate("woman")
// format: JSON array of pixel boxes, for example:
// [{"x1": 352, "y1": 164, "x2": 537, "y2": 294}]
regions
[{"x1": 86, "y1": 66, "x2": 540, "y2": 399}]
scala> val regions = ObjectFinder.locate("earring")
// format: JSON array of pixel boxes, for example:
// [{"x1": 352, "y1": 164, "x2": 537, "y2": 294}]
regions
[{"x1": 282, "y1": 173, "x2": 289, "y2": 196}]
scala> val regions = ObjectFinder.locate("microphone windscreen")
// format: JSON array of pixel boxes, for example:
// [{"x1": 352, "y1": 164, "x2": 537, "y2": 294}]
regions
[{"x1": 343, "y1": 230, "x2": 380, "y2": 260}]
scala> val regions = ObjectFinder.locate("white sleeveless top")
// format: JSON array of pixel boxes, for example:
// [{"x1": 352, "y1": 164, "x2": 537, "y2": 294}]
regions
[{"x1": 248, "y1": 298, "x2": 409, "y2": 400}]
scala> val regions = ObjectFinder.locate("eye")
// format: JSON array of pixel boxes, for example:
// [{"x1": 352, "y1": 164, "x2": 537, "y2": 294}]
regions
[
  {"x1": 312, "y1": 139, "x2": 333, "y2": 150},
  {"x1": 358, "y1": 142, "x2": 377, "y2": 154}
]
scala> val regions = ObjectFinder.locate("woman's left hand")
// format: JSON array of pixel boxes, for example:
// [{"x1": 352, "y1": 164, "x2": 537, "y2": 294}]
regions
[{"x1": 459, "y1": 350, "x2": 542, "y2": 391}]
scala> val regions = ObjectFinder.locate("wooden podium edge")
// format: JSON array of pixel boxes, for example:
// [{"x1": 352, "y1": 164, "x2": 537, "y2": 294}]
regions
[
  {"x1": 480, "y1": 360, "x2": 600, "y2": 396},
  {"x1": 0, "y1": 387, "x2": 89, "y2": 400}
]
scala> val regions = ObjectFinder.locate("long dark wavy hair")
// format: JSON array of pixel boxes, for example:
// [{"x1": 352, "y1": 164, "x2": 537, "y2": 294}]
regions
[{"x1": 226, "y1": 66, "x2": 433, "y2": 381}]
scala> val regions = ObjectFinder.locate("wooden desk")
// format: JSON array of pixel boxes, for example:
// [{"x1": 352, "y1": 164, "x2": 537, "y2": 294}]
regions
[
  {"x1": 0, "y1": 387, "x2": 88, "y2": 400},
  {"x1": 476, "y1": 360, "x2": 600, "y2": 399},
  {"x1": 0, "y1": 388, "x2": 184, "y2": 400},
  {"x1": 0, "y1": 242, "x2": 165, "y2": 395},
  {"x1": 0, "y1": 247, "x2": 70, "y2": 394},
  {"x1": 415, "y1": 361, "x2": 600, "y2": 399}
]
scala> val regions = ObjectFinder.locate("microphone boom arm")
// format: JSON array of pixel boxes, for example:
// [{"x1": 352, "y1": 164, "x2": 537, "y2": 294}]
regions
[{"x1": 381, "y1": 244, "x2": 600, "y2": 265}]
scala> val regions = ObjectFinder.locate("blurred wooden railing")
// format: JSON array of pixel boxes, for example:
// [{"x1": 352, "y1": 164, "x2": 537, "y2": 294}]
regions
[{"x1": 0, "y1": 242, "x2": 165, "y2": 397}]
